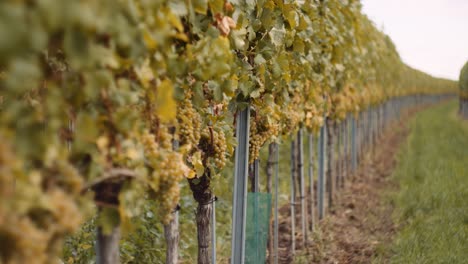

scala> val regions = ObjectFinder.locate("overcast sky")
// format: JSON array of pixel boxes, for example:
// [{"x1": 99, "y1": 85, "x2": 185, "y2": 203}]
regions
[{"x1": 361, "y1": 0, "x2": 468, "y2": 81}]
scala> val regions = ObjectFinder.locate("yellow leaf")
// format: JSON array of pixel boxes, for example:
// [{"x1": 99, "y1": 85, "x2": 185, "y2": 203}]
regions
[
  {"x1": 134, "y1": 58, "x2": 154, "y2": 88},
  {"x1": 191, "y1": 152, "x2": 205, "y2": 177},
  {"x1": 286, "y1": 10, "x2": 297, "y2": 28},
  {"x1": 96, "y1": 136, "x2": 109, "y2": 151},
  {"x1": 104, "y1": 53, "x2": 120, "y2": 69},
  {"x1": 126, "y1": 148, "x2": 139, "y2": 160},
  {"x1": 29, "y1": 170, "x2": 42, "y2": 187},
  {"x1": 81, "y1": 244, "x2": 92, "y2": 250},
  {"x1": 156, "y1": 79, "x2": 177, "y2": 122},
  {"x1": 143, "y1": 30, "x2": 157, "y2": 50},
  {"x1": 178, "y1": 144, "x2": 192, "y2": 155},
  {"x1": 168, "y1": 13, "x2": 184, "y2": 32},
  {"x1": 187, "y1": 170, "x2": 196, "y2": 179},
  {"x1": 173, "y1": 33, "x2": 189, "y2": 42}
]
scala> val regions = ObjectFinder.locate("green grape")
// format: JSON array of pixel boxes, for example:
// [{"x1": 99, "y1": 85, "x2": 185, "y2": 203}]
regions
[
  {"x1": 248, "y1": 113, "x2": 280, "y2": 163},
  {"x1": 199, "y1": 126, "x2": 228, "y2": 170},
  {"x1": 212, "y1": 129, "x2": 227, "y2": 169},
  {"x1": 177, "y1": 90, "x2": 202, "y2": 149},
  {"x1": 142, "y1": 128, "x2": 188, "y2": 224}
]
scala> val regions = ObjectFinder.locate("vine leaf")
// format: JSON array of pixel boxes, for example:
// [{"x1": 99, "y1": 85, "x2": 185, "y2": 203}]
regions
[{"x1": 156, "y1": 79, "x2": 177, "y2": 122}]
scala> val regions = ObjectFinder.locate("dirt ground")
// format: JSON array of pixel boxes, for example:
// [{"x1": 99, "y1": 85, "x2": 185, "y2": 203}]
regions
[{"x1": 276, "y1": 118, "x2": 411, "y2": 263}]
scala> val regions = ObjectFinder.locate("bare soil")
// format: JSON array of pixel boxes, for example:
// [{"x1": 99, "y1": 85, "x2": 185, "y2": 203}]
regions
[{"x1": 276, "y1": 118, "x2": 410, "y2": 263}]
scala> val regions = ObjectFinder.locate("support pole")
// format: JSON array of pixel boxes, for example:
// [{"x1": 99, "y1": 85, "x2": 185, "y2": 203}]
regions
[
  {"x1": 352, "y1": 117, "x2": 357, "y2": 172},
  {"x1": 231, "y1": 107, "x2": 250, "y2": 264},
  {"x1": 211, "y1": 198, "x2": 216, "y2": 264},
  {"x1": 165, "y1": 140, "x2": 180, "y2": 264},
  {"x1": 274, "y1": 143, "x2": 279, "y2": 264},
  {"x1": 308, "y1": 134, "x2": 315, "y2": 232},
  {"x1": 297, "y1": 128, "x2": 307, "y2": 246},
  {"x1": 96, "y1": 222, "x2": 120, "y2": 264},
  {"x1": 318, "y1": 123, "x2": 326, "y2": 220},
  {"x1": 290, "y1": 139, "x2": 296, "y2": 255}
]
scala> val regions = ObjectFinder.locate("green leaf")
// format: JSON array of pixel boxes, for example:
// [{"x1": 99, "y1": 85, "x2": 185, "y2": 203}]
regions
[
  {"x1": 168, "y1": 0, "x2": 188, "y2": 16},
  {"x1": 64, "y1": 29, "x2": 91, "y2": 69},
  {"x1": 193, "y1": 0, "x2": 208, "y2": 14},
  {"x1": 254, "y1": 54, "x2": 266, "y2": 65},
  {"x1": 193, "y1": 81, "x2": 205, "y2": 107},
  {"x1": 269, "y1": 25, "x2": 286, "y2": 47},
  {"x1": 75, "y1": 112, "x2": 99, "y2": 144},
  {"x1": 98, "y1": 207, "x2": 120, "y2": 235},
  {"x1": 208, "y1": 0, "x2": 224, "y2": 15},
  {"x1": 285, "y1": 10, "x2": 297, "y2": 28},
  {"x1": 208, "y1": 80, "x2": 223, "y2": 101}
]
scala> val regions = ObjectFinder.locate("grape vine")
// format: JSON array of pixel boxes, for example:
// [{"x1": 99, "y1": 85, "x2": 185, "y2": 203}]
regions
[{"x1": 0, "y1": 0, "x2": 458, "y2": 263}]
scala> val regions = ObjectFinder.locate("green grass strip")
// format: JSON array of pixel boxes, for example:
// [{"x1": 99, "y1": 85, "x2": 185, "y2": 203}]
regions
[{"x1": 390, "y1": 101, "x2": 468, "y2": 263}]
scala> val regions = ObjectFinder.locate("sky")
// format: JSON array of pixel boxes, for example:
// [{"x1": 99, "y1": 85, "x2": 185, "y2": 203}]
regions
[{"x1": 361, "y1": 0, "x2": 468, "y2": 81}]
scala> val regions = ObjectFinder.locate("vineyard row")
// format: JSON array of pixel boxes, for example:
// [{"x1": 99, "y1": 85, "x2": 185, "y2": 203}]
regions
[{"x1": 0, "y1": 1, "x2": 457, "y2": 264}]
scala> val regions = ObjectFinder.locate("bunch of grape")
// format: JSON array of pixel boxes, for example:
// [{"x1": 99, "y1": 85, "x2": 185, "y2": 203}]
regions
[
  {"x1": 212, "y1": 129, "x2": 227, "y2": 168},
  {"x1": 304, "y1": 104, "x2": 318, "y2": 132},
  {"x1": 158, "y1": 126, "x2": 173, "y2": 151},
  {"x1": 177, "y1": 90, "x2": 201, "y2": 149},
  {"x1": 141, "y1": 130, "x2": 188, "y2": 224},
  {"x1": 0, "y1": 136, "x2": 85, "y2": 264},
  {"x1": 200, "y1": 127, "x2": 228, "y2": 170},
  {"x1": 282, "y1": 105, "x2": 302, "y2": 134},
  {"x1": 249, "y1": 116, "x2": 279, "y2": 163},
  {"x1": 4, "y1": 217, "x2": 50, "y2": 263},
  {"x1": 0, "y1": 137, "x2": 15, "y2": 201},
  {"x1": 331, "y1": 93, "x2": 347, "y2": 121},
  {"x1": 150, "y1": 151, "x2": 186, "y2": 224},
  {"x1": 249, "y1": 133, "x2": 265, "y2": 164}
]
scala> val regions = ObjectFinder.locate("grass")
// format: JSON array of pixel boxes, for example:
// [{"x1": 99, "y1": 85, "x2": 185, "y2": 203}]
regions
[{"x1": 388, "y1": 101, "x2": 468, "y2": 263}]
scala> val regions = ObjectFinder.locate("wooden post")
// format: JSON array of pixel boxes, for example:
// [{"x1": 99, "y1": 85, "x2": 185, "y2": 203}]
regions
[
  {"x1": 165, "y1": 140, "x2": 180, "y2": 264},
  {"x1": 164, "y1": 209, "x2": 180, "y2": 264},
  {"x1": 297, "y1": 128, "x2": 307, "y2": 247},
  {"x1": 308, "y1": 134, "x2": 315, "y2": 231},
  {"x1": 96, "y1": 224, "x2": 120, "y2": 264},
  {"x1": 189, "y1": 174, "x2": 213, "y2": 264},
  {"x1": 318, "y1": 123, "x2": 326, "y2": 220},
  {"x1": 326, "y1": 118, "x2": 335, "y2": 209},
  {"x1": 290, "y1": 139, "x2": 296, "y2": 255},
  {"x1": 266, "y1": 143, "x2": 276, "y2": 263}
]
